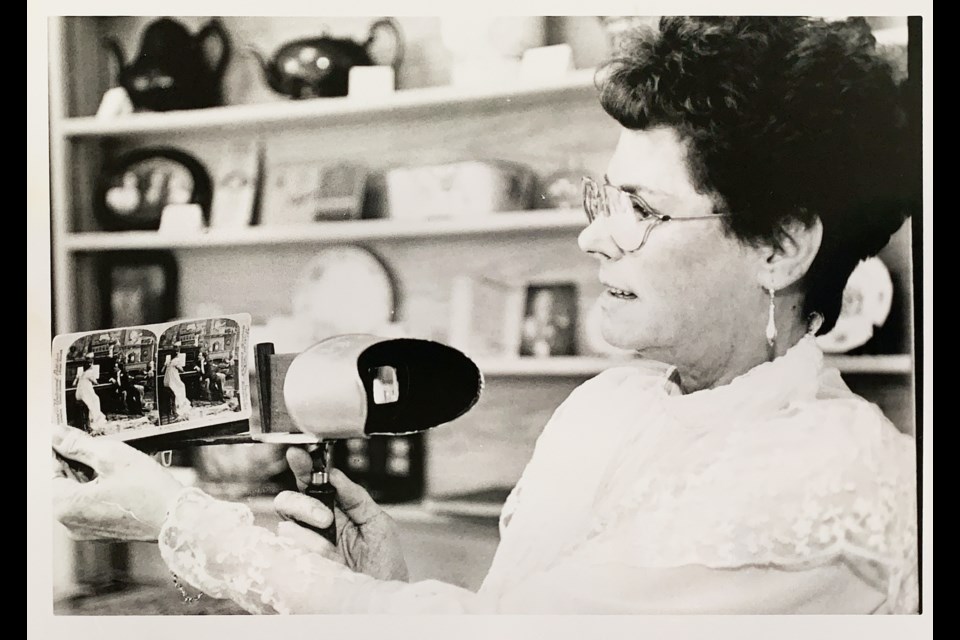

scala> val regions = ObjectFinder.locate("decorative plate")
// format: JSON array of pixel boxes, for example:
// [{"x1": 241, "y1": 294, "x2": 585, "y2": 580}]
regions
[
  {"x1": 816, "y1": 256, "x2": 895, "y2": 354},
  {"x1": 96, "y1": 147, "x2": 212, "y2": 231},
  {"x1": 291, "y1": 246, "x2": 398, "y2": 342}
]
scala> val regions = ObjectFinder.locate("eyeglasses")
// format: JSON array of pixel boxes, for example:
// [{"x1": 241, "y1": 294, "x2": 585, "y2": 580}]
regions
[{"x1": 582, "y1": 176, "x2": 730, "y2": 253}]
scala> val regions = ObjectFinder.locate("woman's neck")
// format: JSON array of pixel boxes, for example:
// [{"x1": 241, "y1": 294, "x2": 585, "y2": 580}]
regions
[{"x1": 674, "y1": 301, "x2": 810, "y2": 394}]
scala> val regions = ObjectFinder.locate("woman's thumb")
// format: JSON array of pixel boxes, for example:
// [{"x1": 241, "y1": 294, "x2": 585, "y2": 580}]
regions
[
  {"x1": 284, "y1": 447, "x2": 315, "y2": 490},
  {"x1": 327, "y1": 468, "x2": 382, "y2": 526}
]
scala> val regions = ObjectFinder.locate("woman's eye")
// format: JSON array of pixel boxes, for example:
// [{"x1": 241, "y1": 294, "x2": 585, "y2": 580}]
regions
[{"x1": 631, "y1": 200, "x2": 658, "y2": 220}]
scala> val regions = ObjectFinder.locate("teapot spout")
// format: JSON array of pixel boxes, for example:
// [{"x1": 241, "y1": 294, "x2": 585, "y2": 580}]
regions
[{"x1": 246, "y1": 45, "x2": 281, "y2": 93}]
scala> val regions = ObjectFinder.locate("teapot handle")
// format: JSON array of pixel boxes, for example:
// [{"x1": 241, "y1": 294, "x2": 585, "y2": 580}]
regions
[
  {"x1": 196, "y1": 18, "x2": 233, "y2": 77},
  {"x1": 102, "y1": 37, "x2": 126, "y2": 85},
  {"x1": 365, "y1": 18, "x2": 404, "y2": 70}
]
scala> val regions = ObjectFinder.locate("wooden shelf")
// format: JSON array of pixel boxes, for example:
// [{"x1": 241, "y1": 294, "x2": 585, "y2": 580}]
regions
[
  {"x1": 63, "y1": 209, "x2": 587, "y2": 251},
  {"x1": 478, "y1": 357, "x2": 637, "y2": 377},
  {"x1": 478, "y1": 354, "x2": 913, "y2": 378},
  {"x1": 57, "y1": 69, "x2": 599, "y2": 138},
  {"x1": 824, "y1": 354, "x2": 913, "y2": 375}
]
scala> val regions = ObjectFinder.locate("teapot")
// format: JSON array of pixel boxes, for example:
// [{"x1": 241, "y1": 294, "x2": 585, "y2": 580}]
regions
[
  {"x1": 104, "y1": 18, "x2": 231, "y2": 112},
  {"x1": 249, "y1": 18, "x2": 404, "y2": 99}
]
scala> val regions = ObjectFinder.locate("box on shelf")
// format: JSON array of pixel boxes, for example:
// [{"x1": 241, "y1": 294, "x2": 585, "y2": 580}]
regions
[
  {"x1": 374, "y1": 160, "x2": 538, "y2": 221},
  {"x1": 260, "y1": 161, "x2": 367, "y2": 226}
]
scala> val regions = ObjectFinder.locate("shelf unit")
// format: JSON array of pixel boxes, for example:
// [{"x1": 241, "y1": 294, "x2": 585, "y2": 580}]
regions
[{"x1": 49, "y1": 16, "x2": 917, "y2": 470}]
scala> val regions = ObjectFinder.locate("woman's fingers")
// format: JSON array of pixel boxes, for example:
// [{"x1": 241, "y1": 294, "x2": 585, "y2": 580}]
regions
[
  {"x1": 51, "y1": 424, "x2": 128, "y2": 474},
  {"x1": 274, "y1": 490, "x2": 334, "y2": 529},
  {"x1": 276, "y1": 520, "x2": 342, "y2": 561},
  {"x1": 52, "y1": 452, "x2": 88, "y2": 483},
  {"x1": 327, "y1": 468, "x2": 383, "y2": 526},
  {"x1": 284, "y1": 447, "x2": 314, "y2": 491}
]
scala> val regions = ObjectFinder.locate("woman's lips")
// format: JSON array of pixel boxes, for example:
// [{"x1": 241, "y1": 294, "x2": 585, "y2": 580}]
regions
[{"x1": 602, "y1": 283, "x2": 637, "y2": 300}]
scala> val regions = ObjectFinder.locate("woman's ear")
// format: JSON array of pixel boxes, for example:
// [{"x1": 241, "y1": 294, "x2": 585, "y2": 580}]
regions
[{"x1": 756, "y1": 216, "x2": 823, "y2": 291}]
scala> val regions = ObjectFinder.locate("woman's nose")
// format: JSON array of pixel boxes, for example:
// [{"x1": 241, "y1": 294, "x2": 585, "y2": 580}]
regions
[{"x1": 578, "y1": 217, "x2": 621, "y2": 260}]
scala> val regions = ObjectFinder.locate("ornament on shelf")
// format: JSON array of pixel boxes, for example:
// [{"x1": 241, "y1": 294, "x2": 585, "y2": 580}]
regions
[
  {"x1": 441, "y1": 17, "x2": 546, "y2": 87},
  {"x1": 96, "y1": 147, "x2": 212, "y2": 232},
  {"x1": 209, "y1": 139, "x2": 263, "y2": 229},
  {"x1": 816, "y1": 257, "x2": 895, "y2": 354},
  {"x1": 104, "y1": 17, "x2": 231, "y2": 112},
  {"x1": 249, "y1": 18, "x2": 403, "y2": 100}
]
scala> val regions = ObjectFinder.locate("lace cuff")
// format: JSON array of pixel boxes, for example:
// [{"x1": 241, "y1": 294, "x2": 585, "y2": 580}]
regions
[{"x1": 157, "y1": 488, "x2": 486, "y2": 614}]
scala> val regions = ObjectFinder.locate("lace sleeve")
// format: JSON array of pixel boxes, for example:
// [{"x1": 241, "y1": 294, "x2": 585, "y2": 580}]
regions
[
  {"x1": 592, "y1": 399, "x2": 919, "y2": 613},
  {"x1": 157, "y1": 488, "x2": 495, "y2": 614}
]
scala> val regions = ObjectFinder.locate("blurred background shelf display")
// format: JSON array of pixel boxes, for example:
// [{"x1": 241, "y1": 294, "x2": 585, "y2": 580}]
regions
[{"x1": 48, "y1": 16, "x2": 917, "y2": 607}]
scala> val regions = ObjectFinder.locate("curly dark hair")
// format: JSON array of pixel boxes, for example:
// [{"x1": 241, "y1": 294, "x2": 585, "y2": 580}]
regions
[{"x1": 598, "y1": 17, "x2": 912, "y2": 332}]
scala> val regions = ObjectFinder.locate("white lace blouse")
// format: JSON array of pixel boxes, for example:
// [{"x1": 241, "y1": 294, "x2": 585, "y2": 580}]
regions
[{"x1": 158, "y1": 336, "x2": 919, "y2": 614}]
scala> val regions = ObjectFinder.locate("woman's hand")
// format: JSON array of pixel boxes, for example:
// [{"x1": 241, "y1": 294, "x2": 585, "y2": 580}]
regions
[
  {"x1": 52, "y1": 424, "x2": 185, "y2": 542},
  {"x1": 275, "y1": 448, "x2": 409, "y2": 582}
]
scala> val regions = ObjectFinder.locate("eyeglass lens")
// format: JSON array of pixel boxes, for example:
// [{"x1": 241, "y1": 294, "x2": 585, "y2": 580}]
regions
[{"x1": 582, "y1": 177, "x2": 655, "y2": 252}]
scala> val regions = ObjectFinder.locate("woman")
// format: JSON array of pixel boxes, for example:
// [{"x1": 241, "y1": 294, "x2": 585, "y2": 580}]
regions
[
  {"x1": 72, "y1": 357, "x2": 105, "y2": 431},
  {"x1": 162, "y1": 348, "x2": 191, "y2": 421},
  {"x1": 52, "y1": 17, "x2": 918, "y2": 614}
]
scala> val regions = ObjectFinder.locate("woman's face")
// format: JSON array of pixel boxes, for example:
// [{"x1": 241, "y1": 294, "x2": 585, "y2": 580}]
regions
[{"x1": 579, "y1": 127, "x2": 768, "y2": 369}]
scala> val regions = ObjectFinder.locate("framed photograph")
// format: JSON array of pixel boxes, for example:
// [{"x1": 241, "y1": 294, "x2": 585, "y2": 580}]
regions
[
  {"x1": 95, "y1": 147, "x2": 212, "y2": 231},
  {"x1": 518, "y1": 283, "x2": 578, "y2": 357},
  {"x1": 97, "y1": 251, "x2": 179, "y2": 328}
]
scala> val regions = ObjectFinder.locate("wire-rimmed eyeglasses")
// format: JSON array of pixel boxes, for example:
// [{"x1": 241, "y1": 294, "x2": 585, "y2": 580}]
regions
[{"x1": 582, "y1": 176, "x2": 730, "y2": 253}]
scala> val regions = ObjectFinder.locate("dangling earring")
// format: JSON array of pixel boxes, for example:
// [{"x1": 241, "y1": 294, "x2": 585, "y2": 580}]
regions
[{"x1": 765, "y1": 287, "x2": 777, "y2": 349}]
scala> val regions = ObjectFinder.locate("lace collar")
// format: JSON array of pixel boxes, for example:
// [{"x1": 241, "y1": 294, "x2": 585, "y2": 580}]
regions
[{"x1": 659, "y1": 336, "x2": 825, "y2": 426}]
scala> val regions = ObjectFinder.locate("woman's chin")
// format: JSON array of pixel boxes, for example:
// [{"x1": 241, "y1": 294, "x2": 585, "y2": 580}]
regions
[
  {"x1": 599, "y1": 324, "x2": 646, "y2": 353},
  {"x1": 599, "y1": 310, "x2": 651, "y2": 353}
]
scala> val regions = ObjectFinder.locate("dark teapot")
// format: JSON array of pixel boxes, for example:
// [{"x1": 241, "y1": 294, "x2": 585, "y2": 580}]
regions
[
  {"x1": 105, "y1": 18, "x2": 231, "y2": 112},
  {"x1": 249, "y1": 18, "x2": 404, "y2": 99}
]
